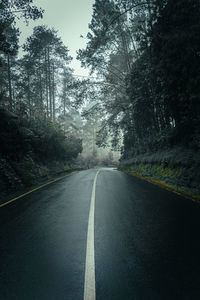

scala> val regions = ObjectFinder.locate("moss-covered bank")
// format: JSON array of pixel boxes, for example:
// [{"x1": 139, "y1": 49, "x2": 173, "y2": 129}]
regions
[{"x1": 119, "y1": 149, "x2": 200, "y2": 201}]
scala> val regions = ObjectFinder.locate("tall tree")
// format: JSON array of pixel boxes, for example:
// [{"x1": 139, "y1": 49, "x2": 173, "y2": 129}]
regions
[
  {"x1": 0, "y1": 0, "x2": 43, "y2": 108},
  {"x1": 23, "y1": 26, "x2": 72, "y2": 119},
  {"x1": 78, "y1": 0, "x2": 200, "y2": 157}
]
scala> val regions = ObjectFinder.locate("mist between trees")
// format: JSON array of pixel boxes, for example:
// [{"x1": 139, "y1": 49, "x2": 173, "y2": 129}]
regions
[
  {"x1": 0, "y1": 0, "x2": 118, "y2": 198},
  {"x1": 77, "y1": 0, "x2": 200, "y2": 199},
  {"x1": 0, "y1": 0, "x2": 200, "y2": 199}
]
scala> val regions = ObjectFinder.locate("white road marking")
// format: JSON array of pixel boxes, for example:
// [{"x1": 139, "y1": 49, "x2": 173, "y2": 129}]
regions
[{"x1": 84, "y1": 170, "x2": 100, "y2": 300}]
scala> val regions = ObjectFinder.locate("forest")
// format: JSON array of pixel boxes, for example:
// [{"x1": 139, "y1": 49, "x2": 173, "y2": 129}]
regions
[
  {"x1": 0, "y1": 0, "x2": 117, "y2": 199},
  {"x1": 77, "y1": 0, "x2": 200, "y2": 199},
  {"x1": 0, "y1": 0, "x2": 200, "y2": 200}
]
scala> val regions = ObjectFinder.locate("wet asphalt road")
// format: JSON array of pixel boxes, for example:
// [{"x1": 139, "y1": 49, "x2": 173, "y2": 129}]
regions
[{"x1": 0, "y1": 168, "x2": 200, "y2": 300}]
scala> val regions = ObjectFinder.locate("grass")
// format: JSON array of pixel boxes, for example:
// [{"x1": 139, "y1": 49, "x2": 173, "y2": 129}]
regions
[
  {"x1": 120, "y1": 160, "x2": 200, "y2": 203},
  {"x1": 119, "y1": 147, "x2": 200, "y2": 202},
  {"x1": 127, "y1": 171, "x2": 200, "y2": 202}
]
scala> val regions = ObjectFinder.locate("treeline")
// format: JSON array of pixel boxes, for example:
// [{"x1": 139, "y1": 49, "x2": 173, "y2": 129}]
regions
[
  {"x1": 0, "y1": 1, "x2": 82, "y2": 155},
  {"x1": 0, "y1": 1, "x2": 83, "y2": 196},
  {"x1": 78, "y1": 0, "x2": 200, "y2": 159},
  {"x1": 0, "y1": 1, "x2": 74, "y2": 121}
]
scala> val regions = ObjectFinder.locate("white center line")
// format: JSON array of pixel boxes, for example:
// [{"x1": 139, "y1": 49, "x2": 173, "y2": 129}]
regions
[{"x1": 84, "y1": 170, "x2": 100, "y2": 300}]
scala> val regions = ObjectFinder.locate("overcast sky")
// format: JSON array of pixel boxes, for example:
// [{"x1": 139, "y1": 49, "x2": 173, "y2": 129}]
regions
[{"x1": 17, "y1": 0, "x2": 95, "y2": 76}]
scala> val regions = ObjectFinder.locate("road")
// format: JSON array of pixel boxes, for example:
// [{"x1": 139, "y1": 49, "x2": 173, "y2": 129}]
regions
[{"x1": 0, "y1": 168, "x2": 200, "y2": 300}]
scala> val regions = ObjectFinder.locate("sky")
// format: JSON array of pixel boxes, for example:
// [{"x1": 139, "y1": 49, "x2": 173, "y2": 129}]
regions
[{"x1": 17, "y1": 0, "x2": 95, "y2": 76}]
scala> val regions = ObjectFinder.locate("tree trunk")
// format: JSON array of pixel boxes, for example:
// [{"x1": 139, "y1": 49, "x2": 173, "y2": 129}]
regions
[
  {"x1": 38, "y1": 60, "x2": 43, "y2": 111},
  {"x1": 47, "y1": 47, "x2": 52, "y2": 120},
  {"x1": 7, "y1": 54, "x2": 12, "y2": 109},
  {"x1": 28, "y1": 74, "x2": 31, "y2": 117},
  {"x1": 45, "y1": 49, "x2": 49, "y2": 118},
  {"x1": 52, "y1": 62, "x2": 56, "y2": 122}
]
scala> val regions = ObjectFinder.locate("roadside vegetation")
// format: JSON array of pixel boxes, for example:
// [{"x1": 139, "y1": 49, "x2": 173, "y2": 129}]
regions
[
  {"x1": 119, "y1": 148, "x2": 200, "y2": 200},
  {"x1": 0, "y1": 1, "x2": 83, "y2": 199},
  {"x1": 0, "y1": 108, "x2": 82, "y2": 200},
  {"x1": 0, "y1": 0, "x2": 118, "y2": 200},
  {"x1": 77, "y1": 0, "x2": 200, "y2": 199},
  {"x1": 1, "y1": 0, "x2": 200, "y2": 200}
]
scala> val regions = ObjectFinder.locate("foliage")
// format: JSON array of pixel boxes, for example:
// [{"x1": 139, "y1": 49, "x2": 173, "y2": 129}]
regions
[
  {"x1": 78, "y1": 0, "x2": 200, "y2": 158},
  {"x1": 0, "y1": 0, "x2": 43, "y2": 57},
  {"x1": 0, "y1": 108, "x2": 82, "y2": 163}
]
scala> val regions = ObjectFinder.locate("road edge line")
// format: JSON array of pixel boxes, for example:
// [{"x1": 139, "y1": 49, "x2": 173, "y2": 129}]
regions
[
  {"x1": 84, "y1": 169, "x2": 100, "y2": 300},
  {"x1": 126, "y1": 171, "x2": 200, "y2": 203},
  {"x1": 0, "y1": 172, "x2": 74, "y2": 208}
]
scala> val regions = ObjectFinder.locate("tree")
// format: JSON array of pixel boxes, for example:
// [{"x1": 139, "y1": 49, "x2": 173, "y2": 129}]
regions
[
  {"x1": 0, "y1": 0, "x2": 43, "y2": 56},
  {"x1": 22, "y1": 26, "x2": 72, "y2": 119},
  {"x1": 78, "y1": 0, "x2": 200, "y2": 159},
  {"x1": 0, "y1": 0, "x2": 43, "y2": 108}
]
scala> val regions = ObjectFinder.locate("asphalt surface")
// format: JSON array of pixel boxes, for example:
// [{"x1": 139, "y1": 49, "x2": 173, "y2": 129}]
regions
[{"x1": 0, "y1": 168, "x2": 200, "y2": 300}]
